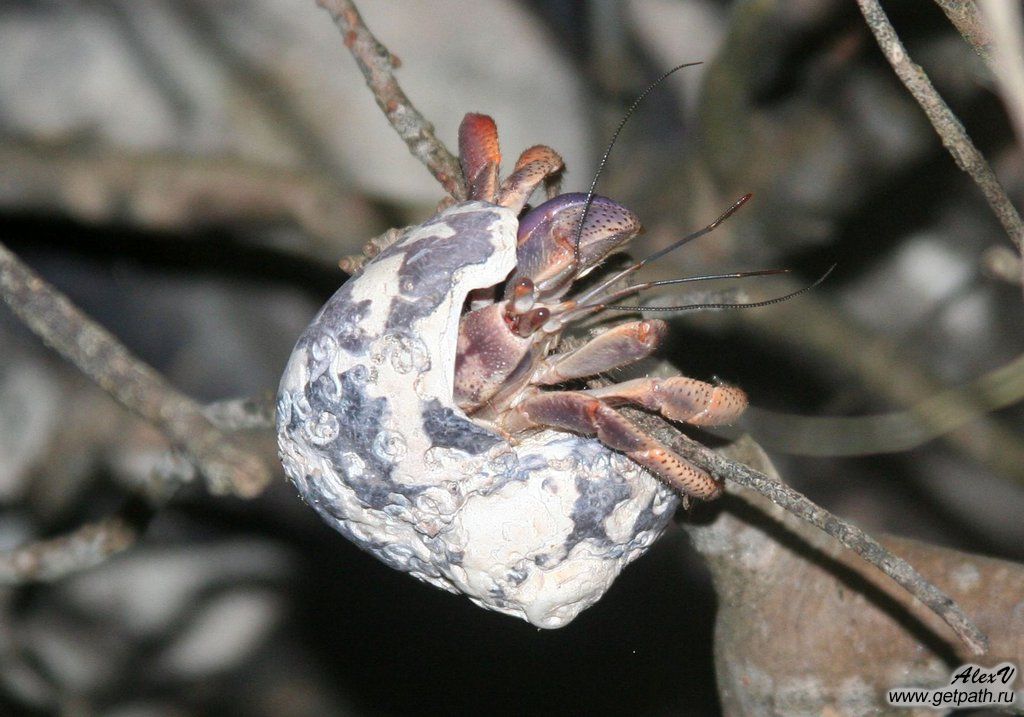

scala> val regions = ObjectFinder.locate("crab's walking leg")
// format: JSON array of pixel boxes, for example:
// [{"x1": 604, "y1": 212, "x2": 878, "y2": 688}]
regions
[
  {"x1": 584, "y1": 377, "x2": 747, "y2": 426},
  {"x1": 459, "y1": 113, "x2": 502, "y2": 201},
  {"x1": 506, "y1": 391, "x2": 722, "y2": 499},
  {"x1": 534, "y1": 320, "x2": 667, "y2": 384},
  {"x1": 495, "y1": 145, "x2": 565, "y2": 211},
  {"x1": 458, "y1": 113, "x2": 564, "y2": 211}
]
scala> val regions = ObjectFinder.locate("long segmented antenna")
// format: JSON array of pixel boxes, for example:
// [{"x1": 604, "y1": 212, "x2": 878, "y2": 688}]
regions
[
  {"x1": 571, "y1": 61, "x2": 702, "y2": 275},
  {"x1": 603, "y1": 264, "x2": 837, "y2": 313},
  {"x1": 575, "y1": 193, "x2": 752, "y2": 307},
  {"x1": 556, "y1": 62, "x2": 832, "y2": 329},
  {"x1": 547, "y1": 268, "x2": 791, "y2": 330}
]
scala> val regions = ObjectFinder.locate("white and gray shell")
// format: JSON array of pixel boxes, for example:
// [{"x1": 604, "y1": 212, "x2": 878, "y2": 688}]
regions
[{"x1": 277, "y1": 201, "x2": 678, "y2": 628}]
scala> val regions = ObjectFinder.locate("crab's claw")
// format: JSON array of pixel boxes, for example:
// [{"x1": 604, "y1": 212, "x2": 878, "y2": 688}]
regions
[
  {"x1": 459, "y1": 113, "x2": 502, "y2": 202},
  {"x1": 509, "y1": 192, "x2": 641, "y2": 300}
]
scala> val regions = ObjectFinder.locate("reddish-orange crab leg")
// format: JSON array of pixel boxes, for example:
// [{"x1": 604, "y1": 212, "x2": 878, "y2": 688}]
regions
[
  {"x1": 459, "y1": 113, "x2": 502, "y2": 201},
  {"x1": 495, "y1": 145, "x2": 565, "y2": 211},
  {"x1": 505, "y1": 391, "x2": 722, "y2": 499},
  {"x1": 534, "y1": 320, "x2": 667, "y2": 385},
  {"x1": 583, "y1": 377, "x2": 747, "y2": 426},
  {"x1": 458, "y1": 113, "x2": 564, "y2": 211}
]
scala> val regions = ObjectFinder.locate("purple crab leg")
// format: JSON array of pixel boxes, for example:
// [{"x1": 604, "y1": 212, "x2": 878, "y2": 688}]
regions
[{"x1": 535, "y1": 320, "x2": 667, "y2": 384}]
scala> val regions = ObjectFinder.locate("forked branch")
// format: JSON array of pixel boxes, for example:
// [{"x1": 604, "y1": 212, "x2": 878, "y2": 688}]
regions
[
  {"x1": 0, "y1": 395, "x2": 277, "y2": 586},
  {"x1": 0, "y1": 241, "x2": 272, "y2": 498}
]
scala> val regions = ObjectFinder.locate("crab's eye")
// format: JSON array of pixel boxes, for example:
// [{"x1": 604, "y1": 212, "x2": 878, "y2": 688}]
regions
[
  {"x1": 512, "y1": 307, "x2": 549, "y2": 337},
  {"x1": 510, "y1": 277, "x2": 536, "y2": 313}
]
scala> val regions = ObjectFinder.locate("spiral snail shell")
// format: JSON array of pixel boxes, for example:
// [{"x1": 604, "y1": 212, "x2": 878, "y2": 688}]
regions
[{"x1": 276, "y1": 200, "x2": 678, "y2": 628}]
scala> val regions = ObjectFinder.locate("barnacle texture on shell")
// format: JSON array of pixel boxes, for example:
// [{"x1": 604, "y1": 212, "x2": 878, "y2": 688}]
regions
[{"x1": 277, "y1": 201, "x2": 679, "y2": 628}]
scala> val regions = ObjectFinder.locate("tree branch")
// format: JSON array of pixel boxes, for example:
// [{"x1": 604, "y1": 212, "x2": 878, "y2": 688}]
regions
[
  {"x1": 0, "y1": 393, "x2": 277, "y2": 585},
  {"x1": 621, "y1": 406, "x2": 989, "y2": 656},
  {"x1": 856, "y1": 0, "x2": 1024, "y2": 258},
  {"x1": 0, "y1": 241, "x2": 272, "y2": 498},
  {"x1": 691, "y1": 438, "x2": 987, "y2": 655},
  {"x1": 315, "y1": 0, "x2": 467, "y2": 200},
  {"x1": 0, "y1": 505, "x2": 145, "y2": 585},
  {"x1": 695, "y1": 441, "x2": 1021, "y2": 712},
  {"x1": 933, "y1": 0, "x2": 994, "y2": 62}
]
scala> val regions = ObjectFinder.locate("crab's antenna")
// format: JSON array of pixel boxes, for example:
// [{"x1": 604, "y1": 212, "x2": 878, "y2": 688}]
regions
[
  {"x1": 547, "y1": 268, "x2": 791, "y2": 330},
  {"x1": 571, "y1": 61, "x2": 702, "y2": 275},
  {"x1": 603, "y1": 263, "x2": 837, "y2": 313},
  {"x1": 575, "y1": 193, "x2": 752, "y2": 307}
]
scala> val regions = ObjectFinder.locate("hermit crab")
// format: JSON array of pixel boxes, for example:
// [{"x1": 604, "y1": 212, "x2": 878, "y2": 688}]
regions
[{"x1": 277, "y1": 113, "x2": 751, "y2": 627}]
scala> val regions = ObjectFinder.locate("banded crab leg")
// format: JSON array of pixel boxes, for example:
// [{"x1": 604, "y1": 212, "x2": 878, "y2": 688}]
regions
[
  {"x1": 583, "y1": 377, "x2": 747, "y2": 427},
  {"x1": 531, "y1": 316, "x2": 746, "y2": 427},
  {"x1": 495, "y1": 144, "x2": 565, "y2": 209},
  {"x1": 503, "y1": 391, "x2": 723, "y2": 499}
]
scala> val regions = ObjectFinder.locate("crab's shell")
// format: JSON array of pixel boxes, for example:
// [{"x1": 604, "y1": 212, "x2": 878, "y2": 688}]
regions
[{"x1": 277, "y1": 201, "x2": 678, "y2": 627}]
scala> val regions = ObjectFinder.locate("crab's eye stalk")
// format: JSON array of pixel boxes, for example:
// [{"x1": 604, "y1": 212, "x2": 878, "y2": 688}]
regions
[
  {"x1": 510, "y1": 306, "x2": 550, "y2": 337},
  {"x1": 510, "y1": 277, "x2": 536, "y2": 314}
]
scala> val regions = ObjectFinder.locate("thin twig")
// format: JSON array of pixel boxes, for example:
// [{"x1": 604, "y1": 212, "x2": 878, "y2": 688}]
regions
[
  {"x1": 0, "y1": 241, "x2": 272, "y2": 498},
  {"x1": 315, "y1": 0, "x2": 467, "y2": 200},
  {"x1": 0, "y1": 453, "x2": 193, "y2": 585},
  {"x1": 620, "y1": 406, "x2": 989, "y2": 656},
  {"x1": 0, "y1": 394, "x2": 277, "y2": 586},
  {"x1": 856, "y1": 0, "x2": 1024, "y2": 256},
  {"x1": 0, "y1": 509, "x2": 143, "y2": 585},
  {"x1": 933, "y1": 0, "x2": 993, "y2": 62},
  {"x1": 203, "y1": 393, "x2": 276, "y2": 432},
  {"x1": 978, "y1": 0, "x2": 1024, "y2": 150},
  {"x1": 679, "y1": 439, "x2": 989, "y2": 655}
]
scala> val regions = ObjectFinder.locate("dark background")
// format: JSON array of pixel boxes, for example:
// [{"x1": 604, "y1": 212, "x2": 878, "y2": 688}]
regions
[{"x1": 1, "y1": 1, "x2": 1021, "y2": 714}]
